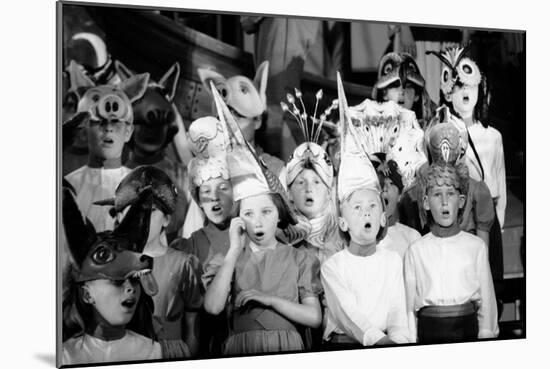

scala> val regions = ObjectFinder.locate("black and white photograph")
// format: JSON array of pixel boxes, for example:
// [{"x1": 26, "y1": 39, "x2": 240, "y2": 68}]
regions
[{"x1": 55, "y1": 0, "x2": 527, "y2": 367}]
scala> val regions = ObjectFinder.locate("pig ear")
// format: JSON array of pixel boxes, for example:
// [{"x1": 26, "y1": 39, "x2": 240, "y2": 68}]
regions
[
  {"x1": 62, "y1": 186, "x2": 97, "y2": 267},
  {"x1": 198, "y1": 68, "x2": 229, "y2": 99},
  {"x1": 68, "y1": 60, "x2": 95, "y2": 99},
  {"x1": 253, "y1": 61, "x2": 269, "y2": 107},
  {"x1": 120, "y1": 72, "x2": 150, "y2": 103},
  {"x1": 158, "y1": 62, "x2": 180, "y2": 102},
  {"x1": 114, "y1": 60, "x2": 134, "y2": 81}
]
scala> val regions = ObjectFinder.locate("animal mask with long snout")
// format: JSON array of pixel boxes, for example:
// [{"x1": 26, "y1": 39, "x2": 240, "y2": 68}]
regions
[
  {"x1": 62, "y1": 60, "x2": 150, "y2": 150},
  {"x1": 198, "y1": 61, "x2": 269, "y2": 120},
  {"x1": 115, "y1": 61, "x2": 181, "y2": 154},
  {"x1": 62, "y1": 185, "x2": 158, "y2": 296}
]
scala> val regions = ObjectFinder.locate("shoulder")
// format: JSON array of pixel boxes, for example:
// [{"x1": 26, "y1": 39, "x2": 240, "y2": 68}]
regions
[
  {"x1": 62, "y1": 334, "x2": 84, "y2": 352},
  {"x1": 124, "y1": 331, "x2": 162, "y2": 359},
  {"x1": 65, "y1": 165, "x2": 89, "y2": 185},
  {"x1": 457, "y1": 231, "x2": 486, "y2": 248},
  {"x1": 321, "y1": 248, "x2": 347, "y2": 272},
  {"x1": 376, "y1": 247, "x2": 403, "y2": 267},
  {"x1": 396, "y1": 222, "x2": 421, "y2": 240}
]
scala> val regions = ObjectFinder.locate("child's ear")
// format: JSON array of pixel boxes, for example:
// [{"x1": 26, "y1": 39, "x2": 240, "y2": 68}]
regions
[
  {"x1": 254, "y1": 116, "x2": 262, "y2": 130},
  {"x1": 123, "y1": 123, "x2": 135, "y2": 143},
  {"x1": 163, "y1": 214, "x2": 172, "y2": 228},
  {"x1": 338, "y1": 217, "x2": 348, "y2": 232},
  {"x1": 422, "y1": 195, "x2": 430, "y2": 211},
  {"x1": 380, "y1": 212, "x2": 387, "y2": 228},
  {"x1": 458, "y1": 194, "x2": 466, "y2": 209},
  {"x1": 80, "y1": 285, "x2": 94, "y2": 305}
]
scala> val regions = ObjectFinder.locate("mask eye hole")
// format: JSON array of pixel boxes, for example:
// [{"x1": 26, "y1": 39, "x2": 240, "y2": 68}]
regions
[
  {"x1": 383, "y1": 62, "x2": 394, "y2": 75},
  {"x1": 442, "y1": 68, "x2": 450, "y2": 83},
  {"x1": 92, "y1": 245, "x2": 115, "y2": 264},
  {"x1": 462, "y1": 63, "x2": 473, "y2": 75}
]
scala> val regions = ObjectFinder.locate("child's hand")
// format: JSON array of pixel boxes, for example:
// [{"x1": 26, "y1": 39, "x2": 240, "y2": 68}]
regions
[
  {"x1": 235, "y1": 289, "x2": 273, "y2": 308},
  {"x1": 374, "y1": 335, "x2": 396, "y2": 346},
  {"x1": 229, "y1": 217, "x2": 247, "y2": 254}
]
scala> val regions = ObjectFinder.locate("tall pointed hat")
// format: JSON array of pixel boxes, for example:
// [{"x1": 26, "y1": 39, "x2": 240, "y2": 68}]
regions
[
  {"x1": 336, "y1": 72, "x2": 380, "y2": 203},
  {"x1": 211, "y1": 82, "x2": 297, "y2": 226}
]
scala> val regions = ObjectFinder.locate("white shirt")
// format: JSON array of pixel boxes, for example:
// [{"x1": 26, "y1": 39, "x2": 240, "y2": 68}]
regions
[
  {"x1": 378, "y1": 222, "x2": 422, "y2": 260},
  {"x1": 321, "y1": 247, "x2": 410, "y2": 346},
  {"x1": 465, "y1": 122, "x2": 507, "y2": 228},
  {"x1": 404, "y1": 231, "x2": 499, "y2": 341},
  {"x1": 65, "y1": 165, "x2": 131, "y2": 232},
  {"x1": 62, "y1": 330, "x2": 162, "y2": 365}
]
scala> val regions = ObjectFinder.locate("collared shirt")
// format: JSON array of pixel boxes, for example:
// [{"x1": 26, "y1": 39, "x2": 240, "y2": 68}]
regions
[{"x1": 404, "y1": 231, "x2": 499, "y2": 341}]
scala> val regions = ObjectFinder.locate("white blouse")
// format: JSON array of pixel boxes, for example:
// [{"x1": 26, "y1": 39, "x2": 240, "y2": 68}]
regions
[
  {"x1": 62, "y1": 330, "x2": 162, "y2": 365},
  {"x1": 321, "y1": 248, "x2": 410, "y2": 346},
  {"x1": 65, "y1": 165, "x2": 131, "y2": 232},
  {"x1": 404, "y1": 231, "x2": 499, "y2": 341},
  {"x1": 378, "y1": 222, "x2": 422, "y2": 260},
  {"x1": 465, "y1": 122, "x2": 507, "y2": 228}
]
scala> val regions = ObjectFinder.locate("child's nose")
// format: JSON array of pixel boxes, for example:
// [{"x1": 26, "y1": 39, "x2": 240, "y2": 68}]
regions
[
  {"x1": 123, "y1": 279, "x2": 136, "y2": 294},
  {"x1": 441, "y1": 194, "x2": 449, "y2": 206}
]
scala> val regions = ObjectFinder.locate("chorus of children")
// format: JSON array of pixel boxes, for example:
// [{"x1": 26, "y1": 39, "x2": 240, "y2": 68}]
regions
[{"x1": 61, "y1": 42, "x2": 504, "y2": 365}]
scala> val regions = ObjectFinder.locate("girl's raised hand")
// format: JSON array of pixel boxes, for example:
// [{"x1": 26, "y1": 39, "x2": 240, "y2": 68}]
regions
[
  {"x1": 229, "y1": 217, "x2": 247, "y2": 254},
  {"x1": 235, "y1": 289, "x2": 273, "y2": 308}
]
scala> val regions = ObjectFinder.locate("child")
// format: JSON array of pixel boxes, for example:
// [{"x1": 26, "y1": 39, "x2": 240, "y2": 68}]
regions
[
  {"x1": 374, "y1": 154, "x2": 421, "y2": 259},
  {"x1": 61, "y1": 186, "x2": 161, "y2": 365},
  {"x1": 202, "y1": 85, "x2": 322, "y2": 355},
  {"x1": 63, "y1": 60, "x2": 149, "y2": 232},
  {"x1": 106, "y1": 166, "x2": 204, "y2": 359},
  {"x1": 115, "y1": 61, "x2": 188, "y2": 243},
  {"x1": 428, "y1": 46, "x2": 505, "y2": 281},
  {"x1": 321, "y1": 74, "x2": 409, "y2": 349},
  {"x1": 372, "y1": 52, "x2": 436, "y2": 128},
  {"x1": 404, "y1": 116, "x2": 499, "y2": 343},
  {"x1": 283, "y1": 88, "x2": 344, "y2": 264},
  {"x1": 171, "y1": 116, "x2": 234, "y2": 357}
]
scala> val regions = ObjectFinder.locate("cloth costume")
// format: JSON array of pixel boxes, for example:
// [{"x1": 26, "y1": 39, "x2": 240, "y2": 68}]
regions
[
  {"x1": 403, "y1": 105, "x2": 499, "y2": 343},
  {"x1": 203, "y1": 83, "x2": 321, "y2": 355},
  {"x1": 378, "y1": 222, "x2": 421, "y2": 260},
  {"x1": 61, "y1": 185, "x2": 160, "y2": 366},
  {"x1": 320, "y1": 73, "x2": 410, "y2": 347}
]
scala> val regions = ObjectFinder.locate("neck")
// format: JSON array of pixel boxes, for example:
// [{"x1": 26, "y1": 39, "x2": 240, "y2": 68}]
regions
[
  {"x1": 348, "y1": 239, "x2": 377, "y2": 257},
  {"x1": 130, "y1": 149, "x2": 165, "y2": 165},
  {"x1": 461, "y1": 114, "x2": 475, "y2": 127},
  {"x1": 144, "y1": 235, "x2": 168, "y2": 257},
  {"x1": 252, "y1": 238, "x2": 278, "y2": 250},
  {"x1": 87, "y1": 310, "x2": 126, "y2": 341},
  {"x1": 430, "y1": 222, "x2": 461, "y2": 238},
  {"x1": 387, "y1": 212, "x2": 398, "y2": 227},
  {"x1": 87, "y1": 154, "x2": 122, "y2": 169},
  {"x1": 208, "y1": 219, "x2": 231, "y2": 231}
]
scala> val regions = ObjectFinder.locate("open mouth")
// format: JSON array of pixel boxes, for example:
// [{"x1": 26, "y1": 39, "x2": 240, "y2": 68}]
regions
[
  {"x1": 211, "y1": 204, "x2": 222, "y2": 212},
  {"x1": 442, "y1": 209, "x2": 450, "y2": 217},
  {"x1": 364, "y1": 222, "x2": 372, "y2": 230},
  {"x1": 398, "y1": 99, "x2": 405, "y2": 105},
  {"x1": 254, "y1": 231, "x2": 265, "y2": 238},
  {"x1": 102, "y1": 137, "x2": 114, "y2": 145},
  {"x1": 121, "y1": 298, "x2": 137, "y2": 309},
  {"x1": 384, "y1": 197, "x2": 389, "y2": 206},
  {"x1": 462, "y1": 96, "x2": 470, "y2": 104},
  {"x1": 304, "y1": 197, "x2": 314, "y2": 206}
]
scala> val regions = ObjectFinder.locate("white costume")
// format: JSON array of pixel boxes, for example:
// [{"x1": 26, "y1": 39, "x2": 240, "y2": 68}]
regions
[
  {"x1": 404, "y1": 231, "x2": 499, "y2": 341},
  {"x1": 379, "y1": 222, "x2": 421, "y2": 260}
]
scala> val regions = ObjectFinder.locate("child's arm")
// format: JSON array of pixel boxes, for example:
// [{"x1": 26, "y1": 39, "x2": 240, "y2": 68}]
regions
[
  {"x1": 386, "y1": 256, "x2": 411, "y2": 343},
  {"x1": 493, "y1": 131, "x2": 507, "y2": 229},
  {"x1": 403, "y1": 247, "x2": 418, "y2": 343},
  {"x1": 181, "y1": 255, "x2": 204, "y2": 357},
  {"x1": 473, "y1": 179, "x2": 494, "y2": 247},
  {"x1": 235, "y1": 291, "x2": 321, "y2": 328},
  {"x1": 321, "y1": 260, "x2": 387, "y2": 346},
  {"x1": 476, "y1": 242, "x2": 499, "y2": 338},
  {"x1": 203, "y1": 218, "x2": 246, "y2": 315},
  {"x1": 183, "y1": 311, "x2": 199, "y2": 356}
]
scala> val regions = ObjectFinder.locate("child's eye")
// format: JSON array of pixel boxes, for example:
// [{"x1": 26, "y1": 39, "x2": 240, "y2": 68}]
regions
[
  {"x1": 262, "y1": 209, "x2": 272, "y2": 215},
  {"x1": 243, "y1": 211, "x2": 252, "y2": 217}
]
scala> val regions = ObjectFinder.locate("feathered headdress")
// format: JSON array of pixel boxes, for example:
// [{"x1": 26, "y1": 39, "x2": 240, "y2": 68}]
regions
[
  {"x1": 336, "y1": 72, "x2": 380, "y2": 203},
  {"x1": 424, "y1": 105, "x2": 469, "y2": 166},
  {"x1": 282, "y1": 89, "x2": 337, "y2": 188},
  {"x1": 426, "y1": 45, "x2": 481, "y2": 99},
  {"x1": 211, "y1": 82, "x2": 297, "y2": 226}
]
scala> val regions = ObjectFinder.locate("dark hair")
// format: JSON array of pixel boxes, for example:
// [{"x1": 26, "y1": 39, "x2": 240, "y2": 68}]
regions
[
  {"x1": 62, "y1": 265, "x2": 156, "y2": 342},
  {"x1": 440, "y1": 78, "x2": 490, "y2": 128},
  {"x1": 234, "y1": 192, "x2": 293, "y2": 230}
]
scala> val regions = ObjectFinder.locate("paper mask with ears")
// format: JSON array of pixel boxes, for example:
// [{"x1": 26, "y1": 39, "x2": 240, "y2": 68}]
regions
[
  {"x1": 62, "y1": 60, "x2": 150, "y2": 151},
  {"x1": 115, "y1": 61, "x2": 181, "y2": 155},
  {"x1": 62, "y1": 184, "x2": 158, "y2": 296},
  {"x1": 198, "y1": 61, "x2": 269, "y2": 120}
]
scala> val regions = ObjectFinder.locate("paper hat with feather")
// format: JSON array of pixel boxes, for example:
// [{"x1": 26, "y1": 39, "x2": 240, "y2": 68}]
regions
[
  {"x1": 346, "y1": 96, "x2": 426, "y2": 192},
  {"x1": 336, "y1": 72, "x2": 380, "y2": 203},
  {"x1": 186, "y1": 116, "x2": 231, "y2": 204},
  {"x1": 426, "y1": 45, "x2": 481, "y2": 99},
  {"x1": 210, "y1": 81, "x2": 297, "y2": 226},
  {"x1": 282, "y1": 89, "x2": 337, "y2": 188}
]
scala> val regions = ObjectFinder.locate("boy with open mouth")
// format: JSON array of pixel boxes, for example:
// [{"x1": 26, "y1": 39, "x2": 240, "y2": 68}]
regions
[
  {"x1": 320, "y1": 74, "x2": 410, "y2": 349},
  {"x1": 404, "y1": 106, "x2": 499, "y2": 343}
]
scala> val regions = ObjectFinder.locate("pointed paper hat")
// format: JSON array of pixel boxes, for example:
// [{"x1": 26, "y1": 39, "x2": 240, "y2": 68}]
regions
[
  {"x1": 336, "y1": 72, "x2": 380, "y2": 203},
  {"x1": 211, "y1": 82, "x2": 297, "y2": 225},
  {"x1": 282, "y1": 88, "x2": 337, "y2": 188}
]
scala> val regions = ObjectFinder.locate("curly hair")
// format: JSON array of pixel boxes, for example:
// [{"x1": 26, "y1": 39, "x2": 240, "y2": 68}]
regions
[{"x1": 419, "y1": 162, "x2": 469, "y2": 225}]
